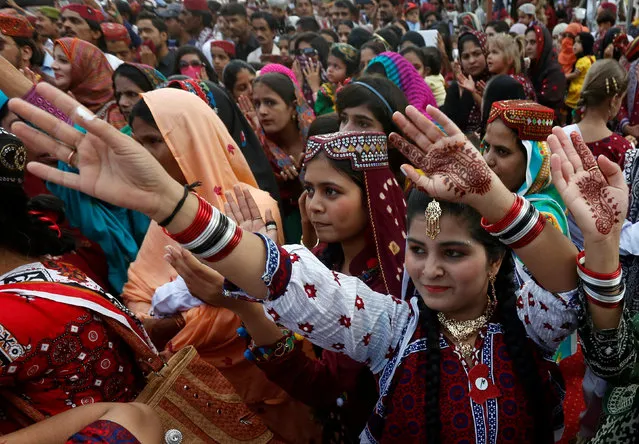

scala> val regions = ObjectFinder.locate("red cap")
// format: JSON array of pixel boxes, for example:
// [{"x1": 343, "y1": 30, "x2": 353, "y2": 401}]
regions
[
  {"x1": 101, "y1": 22, "x2": 131, "y2": 44},
  {"x1": 211, "y1": 40, "x2": 236, "y2": 57},
  {"x1": 61, "y1": 4, "x2": 105, "y2": 23},
  {"x1": 184, "y1": 0, "x2": 209, "y2": 12},
  {"x1": 600, "y1": 2, "x2": 618, "y2": 14},
  {"x1": 0, "y1": 13, "x2": 34, "y2": 38},
  {"x1": 404, "y1": 2, "x2": 418, "y2": 13}
]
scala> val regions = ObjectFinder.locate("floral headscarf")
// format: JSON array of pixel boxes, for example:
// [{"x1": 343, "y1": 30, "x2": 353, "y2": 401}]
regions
[{"x1": 55, "y1": 38, "x2": 116, "y2": 114}]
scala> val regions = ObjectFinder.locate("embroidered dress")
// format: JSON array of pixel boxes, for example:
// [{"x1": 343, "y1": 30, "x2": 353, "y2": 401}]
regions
[
  {"x1": 0, "y1": 261, "x2": 150, "y2": 434},
  {"x1": 66, "y1": 419, "x2": 141, "y2": 443},
  {"x1": 232, "y1": 236, "x2": 579, "y2": 443}
]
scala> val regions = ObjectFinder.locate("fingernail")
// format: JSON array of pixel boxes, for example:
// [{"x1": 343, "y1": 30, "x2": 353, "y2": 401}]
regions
[
  {"x1": 75, "y1": 106, "x2": 95, "y2": 121},
  {"x1": 399, "y1": 166, "x2": 408, "y2": 176}
]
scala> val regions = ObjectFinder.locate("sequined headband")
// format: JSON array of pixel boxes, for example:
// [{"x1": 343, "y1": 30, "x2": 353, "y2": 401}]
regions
[
  {"x1": 305, "y1": 131, "x2": 388, "y2": 171},
  {"x1": 350, "y1": 82, "x2": 394, "y2": 116}
]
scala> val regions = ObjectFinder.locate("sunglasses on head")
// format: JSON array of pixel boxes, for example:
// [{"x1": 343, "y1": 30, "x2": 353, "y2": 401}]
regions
[
  {"x1": 296, "y1": 47, "x2": 317, "y2": 56},
  {"x1": 179, "y1": 60, "x2": 203, "y2": 68}
]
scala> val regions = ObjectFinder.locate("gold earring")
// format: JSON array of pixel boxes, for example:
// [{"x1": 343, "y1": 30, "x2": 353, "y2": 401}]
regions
[
  {"x1": 488, "y1": 274, "x2": 497, "y2": 304},
  {"x1": 424, "y1": 199, "x2": 442, "y2": 239}
]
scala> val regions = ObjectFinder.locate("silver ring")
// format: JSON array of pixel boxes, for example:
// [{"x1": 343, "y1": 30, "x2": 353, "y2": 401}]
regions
[{"x1": 265, "y1": 221, "x2": 277, "y2": 230}]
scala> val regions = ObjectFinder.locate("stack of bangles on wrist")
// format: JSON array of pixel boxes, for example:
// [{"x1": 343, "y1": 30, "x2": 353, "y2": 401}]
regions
[
  {"x1": 480, "y1": 194, "x2": 546, "y2": 249},
  {"x1": 576, "y1": 251, "x2": 625, "y2": 308},
  {"x1": 165, "y1": 192, "x2": 242, "y2": 262}
]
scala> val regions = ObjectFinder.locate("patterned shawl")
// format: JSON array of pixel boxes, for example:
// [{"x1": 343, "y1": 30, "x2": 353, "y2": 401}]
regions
[
  {"x1": 55, "y1": 38, "x2": 117, "y2": 115},
  {"x1": 114, "y1": 62, "x2": 167, "y2": 91},
  {"x1": 366, "y1": 52, "x2": 438, "y2": 116}
]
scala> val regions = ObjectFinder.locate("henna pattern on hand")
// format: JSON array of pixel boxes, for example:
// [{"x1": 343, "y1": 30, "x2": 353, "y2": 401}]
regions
[
  {"x1": 570, "y1": 132, "x2": 621, "y2": 235},
  {"x1": 389, "y1": 133, "x2": 492, "y2": 197}
]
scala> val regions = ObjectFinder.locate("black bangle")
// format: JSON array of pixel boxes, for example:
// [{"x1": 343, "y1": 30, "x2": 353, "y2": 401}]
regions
[{"x1": 159, "y1": 181, "x2": 201, "y2": 227}]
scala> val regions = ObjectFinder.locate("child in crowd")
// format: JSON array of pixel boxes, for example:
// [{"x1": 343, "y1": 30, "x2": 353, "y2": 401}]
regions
[
  {"x1": 422, "y1": 47, "x2": 446, "y2": 106},
  {"x1": 314, "y1": 43, "x2": 360, "y2": 115},
  {"x1": 565, "y1": 32, "x2": 596, "y2": 122}
]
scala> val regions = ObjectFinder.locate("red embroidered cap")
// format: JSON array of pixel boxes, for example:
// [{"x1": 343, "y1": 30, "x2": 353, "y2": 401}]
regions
[
  {"x1": 488, "y1": 100, "x2": 554, "y2": 142},
  {"x1": 211, "y1": 40, "x2": 236, "y2": 57},
  {"x1": 100, "y1": 22, "x2": 131, "y2": 44},
  {"x1": 61, "y1": 4, "x2": 106, "y2": 23},
  {"x1": 0, "y1": 13, "x2": 34, "y2": 38}
]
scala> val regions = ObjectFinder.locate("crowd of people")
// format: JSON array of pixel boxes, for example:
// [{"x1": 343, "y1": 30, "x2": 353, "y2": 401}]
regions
[{"x1": 0, "y1": 0, "x2": 638, "y2": 442}]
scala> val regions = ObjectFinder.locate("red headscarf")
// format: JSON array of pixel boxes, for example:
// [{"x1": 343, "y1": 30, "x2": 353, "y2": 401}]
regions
[
  {"x1": 304, "y1": 131, "x2": 407, "y2": 296},
  {"x1": 54, "y1": 38, "x2": 120, "y2": 119}
]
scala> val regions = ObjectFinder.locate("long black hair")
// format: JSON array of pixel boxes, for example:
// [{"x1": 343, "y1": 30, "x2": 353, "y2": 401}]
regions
[
  {"x1": 253, "y1": 72, "x2": 297, "y2": 105},
  {"x1": 404, "y1": 190, "x2": 552, "y2": 443},
  {"x1": 222, "y1": 60, "x2": 256, "y2": 94}
]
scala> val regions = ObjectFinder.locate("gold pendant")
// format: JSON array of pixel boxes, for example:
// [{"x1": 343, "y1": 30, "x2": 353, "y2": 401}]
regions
[{"x1": 425, "y1": 200, "x2": 442, "y2": 239}]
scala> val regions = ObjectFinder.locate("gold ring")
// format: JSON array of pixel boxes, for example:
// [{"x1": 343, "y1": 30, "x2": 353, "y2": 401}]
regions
[{"x1": 67, "y1": 150, "x2": 77, "y2": 167}]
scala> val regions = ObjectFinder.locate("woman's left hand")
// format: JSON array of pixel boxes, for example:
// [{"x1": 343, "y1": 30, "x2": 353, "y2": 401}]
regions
[
  {"x1": 389, "y1": 105, "x2": 512, "y2": 218},
  {"x1": 548, "y1": 129, "x2": 628, "y2": 243}
]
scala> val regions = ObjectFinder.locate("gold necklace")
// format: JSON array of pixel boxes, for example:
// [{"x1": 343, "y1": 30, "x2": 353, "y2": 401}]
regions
[{"x1": 437, "y1": 301, "x2": 495, "y2": 363}]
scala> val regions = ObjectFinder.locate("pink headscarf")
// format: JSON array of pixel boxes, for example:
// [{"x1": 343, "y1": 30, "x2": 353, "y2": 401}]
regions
[{"x1": 259, "y1": 63, "x2": 300, "y2": 88}]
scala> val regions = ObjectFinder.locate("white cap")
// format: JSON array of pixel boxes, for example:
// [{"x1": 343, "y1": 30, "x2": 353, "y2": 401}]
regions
[
  {"x1": 518, "y1": 3, "x2": 536, "y2": 15},
  {"x1": 574, "y1": 7, "x2": 586, "y2": 20},
  {"x1": 268, "y1": 0, "x2": 288, "y2": 10},
  {"x1": 553, "y1": 22, "x2": 568, "y2": 36}
]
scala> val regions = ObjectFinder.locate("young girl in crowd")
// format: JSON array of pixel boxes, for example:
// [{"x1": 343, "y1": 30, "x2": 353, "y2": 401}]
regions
[
  {"x1": 400, "y1": 46, "x2": 428, "y2": 77},
  {"x1": 314, "y1": 43, "x2": 359, "y2": 115},
  {"x1": 422, "y1": 47, "x2": 447, "y2": 106},
  {"x1": 525, "y1": 25, "x2": 567, "y2": 121},
  {"x1": 173, "y1": 45, "x2": 217, "y2": 81},
  {"x1": 52, "y1": 38, "x2": 125, "y2": 129},
  {"x1": 18, "y1": 87, "x2": 584, "y2": 443},
  {"x1": 112, "y1": 62, "x2": 166, "y2": 136},
  {"x1": 359, "y1": 38, "x2": 386, "y2": 70},
  {"x1": 486, "y1": 34, "x2": 536, "y2": 100},
  {"x1": 564, "y1": 59, "x2": 632, "y2": 166},
  {"x1": 565, "y1": 32, "x2": 595, "y2": 121},
  {"x1": 222, "y1": 60, "x2": 256, "y2": 101},
  {"x1": 207, "y1": 40, "x2": 236, "y2": 81},
  {"x1": 242, "y1": 67, "x2": 315, "y2": 242},
  {"x1": 337, "y1": 20, "x2": 355, "y2": 43},
  {"x1": 442, "y1": 29, "x2": 491, "y2": 134}
]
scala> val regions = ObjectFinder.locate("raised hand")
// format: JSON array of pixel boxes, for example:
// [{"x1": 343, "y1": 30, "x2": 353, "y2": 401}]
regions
[
  {"x1": 390, "y1": 105, "x2": 507, "y2": 214},
  {"x1": 456, "y1": 72, "x2": 476, "y2": 94},
  {"x1": 302, "y1": 59, "x2": 322, "y2": 93},
  {"x1": 237, "y1": 94, "x2": 260, "y2": 133},
  {"x1": 548, "y1": 129, "x2": 627, "y2": 242},
  {"x1": 8, "y1": 82, "x2": 182, "y2": 222},
  {"x1": 223, "y1": 185, "x2": 278, "y2": 242}
]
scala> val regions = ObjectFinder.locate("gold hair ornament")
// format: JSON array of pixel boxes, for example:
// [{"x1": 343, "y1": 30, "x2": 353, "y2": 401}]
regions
[{"x1": 425, "y1": 200, "x2": 442, "y2": 239}]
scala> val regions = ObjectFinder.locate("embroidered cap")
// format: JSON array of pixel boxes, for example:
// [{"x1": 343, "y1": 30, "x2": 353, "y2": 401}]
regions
[
  {"x1": 211, "y1": 40, "x2": 236, "y2": 57},
  {"x1": 101, "y1": 22, "x2": 131, "y2": 44},
  {"x1": 488, "y1": 100, "x2": 554, "y2": 142},
  {"x1": 61, "y1": 4, "x2": 105, "y2": 23},
  {"x1": 305, "y1": 131, "x2": 388, "y2": 171},
  {"x1": 0, "y1": 128, "x2": 26, "y2": 185},
  {"x1": 0, "y1": 13, "x2": 34, "y2": 38}
]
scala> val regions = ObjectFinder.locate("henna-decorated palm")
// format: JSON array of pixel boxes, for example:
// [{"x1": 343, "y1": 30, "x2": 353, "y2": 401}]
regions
[
  {"x1": 390, "y1": 105, "x2": 502, "y2": 210},
  {"x1": 548, "y1": 129, "x2": 628, "y2": 242}
]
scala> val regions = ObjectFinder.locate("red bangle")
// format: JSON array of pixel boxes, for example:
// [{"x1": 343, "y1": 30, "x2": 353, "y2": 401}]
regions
[
  {"x1": 585, "y1": 293, "x2": 623, "y2": 309},
  {"x1": 204, "y1": 225, "x2": 243, "y2": 262},
  {"x1": 481, "y1": 194, "x2": 523, "y2": 233},
  {"x1": 576, "y1": 251, "x2": 621, "y2": 280},
  {"x1": 508, "y1": 213, "x2": 546, "y2": 249},
  {"x1": 166, "y1": 194, "x2": 212, "y2": 244}
]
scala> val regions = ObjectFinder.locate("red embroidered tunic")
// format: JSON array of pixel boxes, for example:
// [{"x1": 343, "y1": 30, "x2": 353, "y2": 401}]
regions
[{"x1": 586, "y1": 134, "x2": 633, "y2": 167}]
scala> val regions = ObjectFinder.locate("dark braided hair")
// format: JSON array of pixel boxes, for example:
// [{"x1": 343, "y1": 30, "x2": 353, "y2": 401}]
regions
[{"x1": 406, "y1": 190, "x2": 552, "y2": 442}]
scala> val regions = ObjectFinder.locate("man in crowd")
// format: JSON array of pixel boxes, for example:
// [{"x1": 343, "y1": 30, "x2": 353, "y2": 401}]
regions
[
  {"x1": 247, "y1": 11, "x2": 279, "y2": 63},
  {"x1": 60, "y1": 4, "x2": 122, "y2": 69},
  {"x1": 158, "y1": 3, "x2": 190, "y2": 48},
  {"x1": 295, "y1": 0, "x2": 314, "y2": 17},
  {"x1": 179, "y1": 0, "x2": 216, "y2": 50},
  {"x1": 35, "y1": 6, "x2": 60, "y2": 53},
  {"x1": 137, "y1": 11, "x2": 177, "y2": 77},
  {"x1": 221, "y1": 3, "x2": 258, "y2": 61},
  {"x1": 377, "y1": 0, "x2": 399, "y2": 26},
  {"x1": 102, "y1": 22, "x2": 134, "y2": 62},
  {"x1": 0, "y1": 13, "x2": 39, "y2": 71},
  {"x1": 357, "y1": 0, "x2": 377, "y2": 28},
  {"x1": 330, "y1": 0, "x2": 358, "y2": 27}
]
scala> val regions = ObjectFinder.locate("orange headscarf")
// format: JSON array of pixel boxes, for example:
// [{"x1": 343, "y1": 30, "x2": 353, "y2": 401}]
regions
[
  {"x1": 54, "y1": 38, "x2": 125, "y2": 128},
  {"x1": 122, "y1": 88, "x2": 281, "y2": 360}
]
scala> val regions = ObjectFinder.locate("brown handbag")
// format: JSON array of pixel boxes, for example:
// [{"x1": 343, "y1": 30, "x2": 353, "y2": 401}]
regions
[{"x1": 135, "y1": 345, "x2": 277, "y2": 444}]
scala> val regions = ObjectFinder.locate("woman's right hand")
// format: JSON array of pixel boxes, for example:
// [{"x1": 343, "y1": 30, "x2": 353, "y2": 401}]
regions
[
  {"x1": 389, "y1": 105, "x2": 513, "y2": 220},
  {"x1": 8, "y1": 83, "x2": 183, "y2": 222},
  {"x1": 238, "y1": 94, "x2": 260, "y2": 133}
]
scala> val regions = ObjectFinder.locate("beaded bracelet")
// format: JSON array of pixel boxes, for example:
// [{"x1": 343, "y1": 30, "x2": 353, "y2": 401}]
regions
[{"x1": 244, "y1": 329, "x2": 303, "y2": 363}]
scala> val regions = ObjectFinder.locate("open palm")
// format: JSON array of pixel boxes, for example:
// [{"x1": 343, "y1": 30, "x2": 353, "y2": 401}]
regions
[
  {"x1": 390, "y1": 105, "x2": 498, "y2": 208},
  {"x1": 548, "y1": 128, "x2": 627, "y2": 242},
  {"x1": 9, "y1": 83, "x2": 179, "y2": 220}
]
